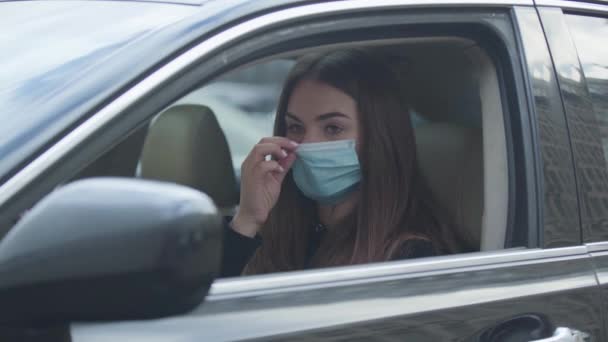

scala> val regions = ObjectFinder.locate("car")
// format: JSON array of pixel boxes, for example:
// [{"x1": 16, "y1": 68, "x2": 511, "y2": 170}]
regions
[{"x1": 0, "y1": 0, "x2": 607, "y2": 341}]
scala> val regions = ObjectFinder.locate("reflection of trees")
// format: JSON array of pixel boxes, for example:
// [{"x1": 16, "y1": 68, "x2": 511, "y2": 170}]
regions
[
  {"x1": 563, "y1": 75, "x2": 608, "y2": 241},
  {"x1": 530, "y1": 66, "x2": 580, "y2": 246},
  {"x1": 562, "y1": 14, "x2": 608, "y2": 240}
]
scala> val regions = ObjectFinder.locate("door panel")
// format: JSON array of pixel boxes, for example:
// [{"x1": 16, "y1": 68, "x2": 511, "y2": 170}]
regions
[
  {"x1": 538, "y1": 4, "x2": 608, "y2": 342},
  {"x1": 72, "y1": 248, "x2": 602, "y2": 341}
]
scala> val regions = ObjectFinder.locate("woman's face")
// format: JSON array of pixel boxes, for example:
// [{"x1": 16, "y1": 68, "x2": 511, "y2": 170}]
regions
[{"x1": 285, "y1": 79, "x2": 360, "y2": 144}]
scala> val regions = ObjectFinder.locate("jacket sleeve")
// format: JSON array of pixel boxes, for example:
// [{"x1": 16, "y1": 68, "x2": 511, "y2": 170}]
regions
[{"x1": 220, "y1": 219, "x2": 262, "y2": 277}]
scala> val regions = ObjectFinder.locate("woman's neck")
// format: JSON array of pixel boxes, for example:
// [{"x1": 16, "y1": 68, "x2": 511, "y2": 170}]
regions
[{"x1": 317, "y1": 191, "x2": 359, "y2": 229}]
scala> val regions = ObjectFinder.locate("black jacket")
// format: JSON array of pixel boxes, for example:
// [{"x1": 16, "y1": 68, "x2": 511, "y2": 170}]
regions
[{"x1": 220, "y1": 221, "x2": 436, "y2": 277}]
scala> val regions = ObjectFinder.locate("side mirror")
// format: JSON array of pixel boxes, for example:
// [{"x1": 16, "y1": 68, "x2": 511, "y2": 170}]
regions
[{"x1": 0, "y1": 178, "x2": 222, "y2": 325}]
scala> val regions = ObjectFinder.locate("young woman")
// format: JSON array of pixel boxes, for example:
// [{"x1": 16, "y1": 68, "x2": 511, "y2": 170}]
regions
[{"x1": 221, "y1": 49, "x2": 465, "y2": 277}]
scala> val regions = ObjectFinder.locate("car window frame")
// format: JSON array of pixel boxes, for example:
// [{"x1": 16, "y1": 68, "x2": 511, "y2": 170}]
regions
[{"x1": 0, "y1": 0, "x2": 539, "y2": 282}]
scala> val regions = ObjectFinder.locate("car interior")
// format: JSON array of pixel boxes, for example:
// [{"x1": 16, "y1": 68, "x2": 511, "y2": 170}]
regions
[{"x1": 73, "y1": 37, "x2": 509, "y2": 268}]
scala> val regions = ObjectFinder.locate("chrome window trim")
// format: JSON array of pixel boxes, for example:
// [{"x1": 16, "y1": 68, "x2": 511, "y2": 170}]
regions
[
  {"x1": 73, "y1": 247, "x2": 596, "y2": 340},
  {"x1": 586, "y1": 241, "x2": 608, "y2": 253},
  {"x1": 209, "y1": 246, "x2": 587, "y2": 298},
  {"x1": 536, "y1": 0, "x2": 608, "y2": 13},
  {"x1": 204, "y1": 269, "x2": 594, "y2": 324},
  {"x1": 0, "y1": 0, "x2": 533, "y2": 206}
]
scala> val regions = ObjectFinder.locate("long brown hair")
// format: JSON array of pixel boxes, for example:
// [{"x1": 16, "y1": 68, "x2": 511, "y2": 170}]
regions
[{"x1": 244, "y1": 49, "x2": 463, "y2": 274}]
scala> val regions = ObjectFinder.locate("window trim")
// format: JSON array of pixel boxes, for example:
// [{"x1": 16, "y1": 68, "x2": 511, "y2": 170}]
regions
[
  {"x1": 209, "y1": 246, "x2": 587, "y2": 299},
  {"x1": 587, "y1": 241, "x2": 608, "y2": 253}
]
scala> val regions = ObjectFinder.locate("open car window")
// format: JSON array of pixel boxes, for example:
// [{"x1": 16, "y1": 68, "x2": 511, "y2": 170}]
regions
[{"x1": 135, "y1": 37, "x2": 510, "y2": 276}]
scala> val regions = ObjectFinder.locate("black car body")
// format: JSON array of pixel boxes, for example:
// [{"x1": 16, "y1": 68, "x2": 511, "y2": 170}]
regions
[{"x1": 1, "y1": 0, "x2": 608, "y2": 341}]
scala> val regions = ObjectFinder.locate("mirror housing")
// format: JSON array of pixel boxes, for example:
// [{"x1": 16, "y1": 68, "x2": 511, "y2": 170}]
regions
[{"x1": 0, "y1": 178, "x2": 222, "y2": 325}]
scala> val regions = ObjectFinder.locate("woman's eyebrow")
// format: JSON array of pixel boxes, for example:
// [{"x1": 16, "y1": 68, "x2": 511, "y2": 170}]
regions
[
  {"x1": 286, "y1": 112, "x2": 302, "y2": 122},
  {"x1": 317, "y1": 112, "x2": 351, "y2": 121}
]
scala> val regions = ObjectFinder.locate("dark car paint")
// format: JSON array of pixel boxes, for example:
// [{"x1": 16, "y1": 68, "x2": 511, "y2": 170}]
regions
[
  {"x1": 537, "y1": 9, "x2": 608, "y2": 340},
  {"x1": 537, "y1": 7, "x2": 608, "y2": 246},
  {"x1": 0, "y1": 0, "x2": 324, "y2": 185},
  {"x1": 0, "y1": 0, "x2": 607, "y2": 340},
  {"x1": 539, "y1": 6, "x2": 608, "y2": 342},
  {"x1": 0, "y1": 0, "x2": 331, "y2": 236},
  {"x1": 0, "y1": 1, "x2": 195, "y2": 184},
  {"x1": 515, "y1": 6, "x2": 582, "y2": 248}
]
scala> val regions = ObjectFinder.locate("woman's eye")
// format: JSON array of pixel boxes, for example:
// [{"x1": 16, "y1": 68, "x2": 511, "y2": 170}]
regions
[
  {"x1": 287, "y1": 124, "x2": 304, "y2": 135},
  {"x1": 325, "y1": 125, "x2": 343, "y2": 136}
]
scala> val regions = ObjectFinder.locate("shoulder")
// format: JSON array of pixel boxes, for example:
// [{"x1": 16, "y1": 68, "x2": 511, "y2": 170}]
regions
[{"x1": 391, "y1": 239, "x2": 436, "y2": 260}]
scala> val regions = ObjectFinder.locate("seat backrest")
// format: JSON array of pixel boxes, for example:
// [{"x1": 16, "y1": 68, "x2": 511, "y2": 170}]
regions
[
  {"x1": 139, "y1": 104, "x2": 238, "y2": 212},
  {"x1": 415, "y1": 123, "x2": 483, "y2": 250}
]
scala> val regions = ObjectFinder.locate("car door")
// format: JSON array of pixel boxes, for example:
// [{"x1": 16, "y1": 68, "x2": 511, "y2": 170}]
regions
[
  {"x1": 53, "y1": 1, "x2": 602, "y2": 341},
  {"x1": 535, "y1": 0, "x2": 608, "y2": 339}
]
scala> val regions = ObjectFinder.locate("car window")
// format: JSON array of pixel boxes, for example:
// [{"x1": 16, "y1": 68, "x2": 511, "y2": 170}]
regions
[
  {"x1": 61, "y1": 34, "x2": 516, "y2": 280},
  {"x1": 133, "y1": 36, "x2": 511, "y2": 277},
  {"x1": 175, "y1": 60, "x2": 293, "y2": 173},
  {"x1": 42, "y1": 13, "x2": 524, "y2": 278}
]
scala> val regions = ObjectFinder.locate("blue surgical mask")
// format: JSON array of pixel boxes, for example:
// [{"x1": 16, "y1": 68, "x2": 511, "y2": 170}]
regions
[{"x1": 292, "y1": 139, "x2": 361, "y2": 205}]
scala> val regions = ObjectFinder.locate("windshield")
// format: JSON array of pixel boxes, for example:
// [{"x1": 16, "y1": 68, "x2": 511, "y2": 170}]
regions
[{"x1": 0, "y1": 1, "x2": 193, "y2": 183}]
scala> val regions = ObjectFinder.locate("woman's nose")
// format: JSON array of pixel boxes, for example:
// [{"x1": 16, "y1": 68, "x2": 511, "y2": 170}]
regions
[{"x1": 301, "y1": 131, "x2": 324, "y2": 144}]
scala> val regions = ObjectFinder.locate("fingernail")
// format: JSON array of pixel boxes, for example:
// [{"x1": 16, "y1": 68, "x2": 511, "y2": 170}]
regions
[
  {"x1": 289, "y1": 140, "x2": 299, "y2": 147},
  {"x1": 281, "y1": 149, "x2": 288, "y2": 158},
  {"x1": 278, "y1": 166, "x2": 285, "y2": 172}
]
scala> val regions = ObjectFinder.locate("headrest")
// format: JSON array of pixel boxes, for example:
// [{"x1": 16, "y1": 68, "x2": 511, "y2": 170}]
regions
[
  {"x1": 139, "y1": 104, "x2": 238, "y2": 210},
  {"x1": 415, "y1": 123, "x2": 483, "y2": 250},
  {"x1": 396, "y1": 46, "x2": 481, "y2": 126}
]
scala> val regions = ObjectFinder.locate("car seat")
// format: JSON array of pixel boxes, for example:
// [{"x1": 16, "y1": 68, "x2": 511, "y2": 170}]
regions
[
  {"x1": 404, "y1": 41, "x2": 507, "y2": 251},
  {"x1": 139, "y1": 104, "x2": 239, "y2": 215},
  {"x1": 415, "y1": 123, "x2": 483, "y2": 251}
]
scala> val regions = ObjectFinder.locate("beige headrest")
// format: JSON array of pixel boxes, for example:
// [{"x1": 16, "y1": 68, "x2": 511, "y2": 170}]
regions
[
  {"x1": 415, "y1": 123, "x2": 483, "y2": 250},
  {"x1": 393, "y1": 44, "x2": 481, "y2": 125},
  {"x1": 140, "y1": 104, "x2": 238, "y2": 210}
]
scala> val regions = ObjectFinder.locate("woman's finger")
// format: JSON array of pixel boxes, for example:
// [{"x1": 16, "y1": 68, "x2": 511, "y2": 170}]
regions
[
  {"x1": 255, "y1": 160, "x2": 284, "y2": 175},
  {"x1": 258, "y1": 137, "x2": 299, "y2": 151},
  {"x1": 275, "y1": 153, "x2": 297, "y2": 183},
  {"x1": 278, "y1": 152, "x2": 297, "y2": 170},
  {"x1": 249, "y1": 143, "x2": 289, "y2": 163}
]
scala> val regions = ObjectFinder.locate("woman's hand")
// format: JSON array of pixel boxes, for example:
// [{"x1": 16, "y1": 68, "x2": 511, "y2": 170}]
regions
[{"x1": 231, "y1": 137, "x2": 298, "y2": 237}]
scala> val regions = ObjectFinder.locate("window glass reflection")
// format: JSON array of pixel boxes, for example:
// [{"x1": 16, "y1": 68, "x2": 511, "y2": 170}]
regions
[{"x1": 566, "y1": 14, "x2": 608, "y2": 160}]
